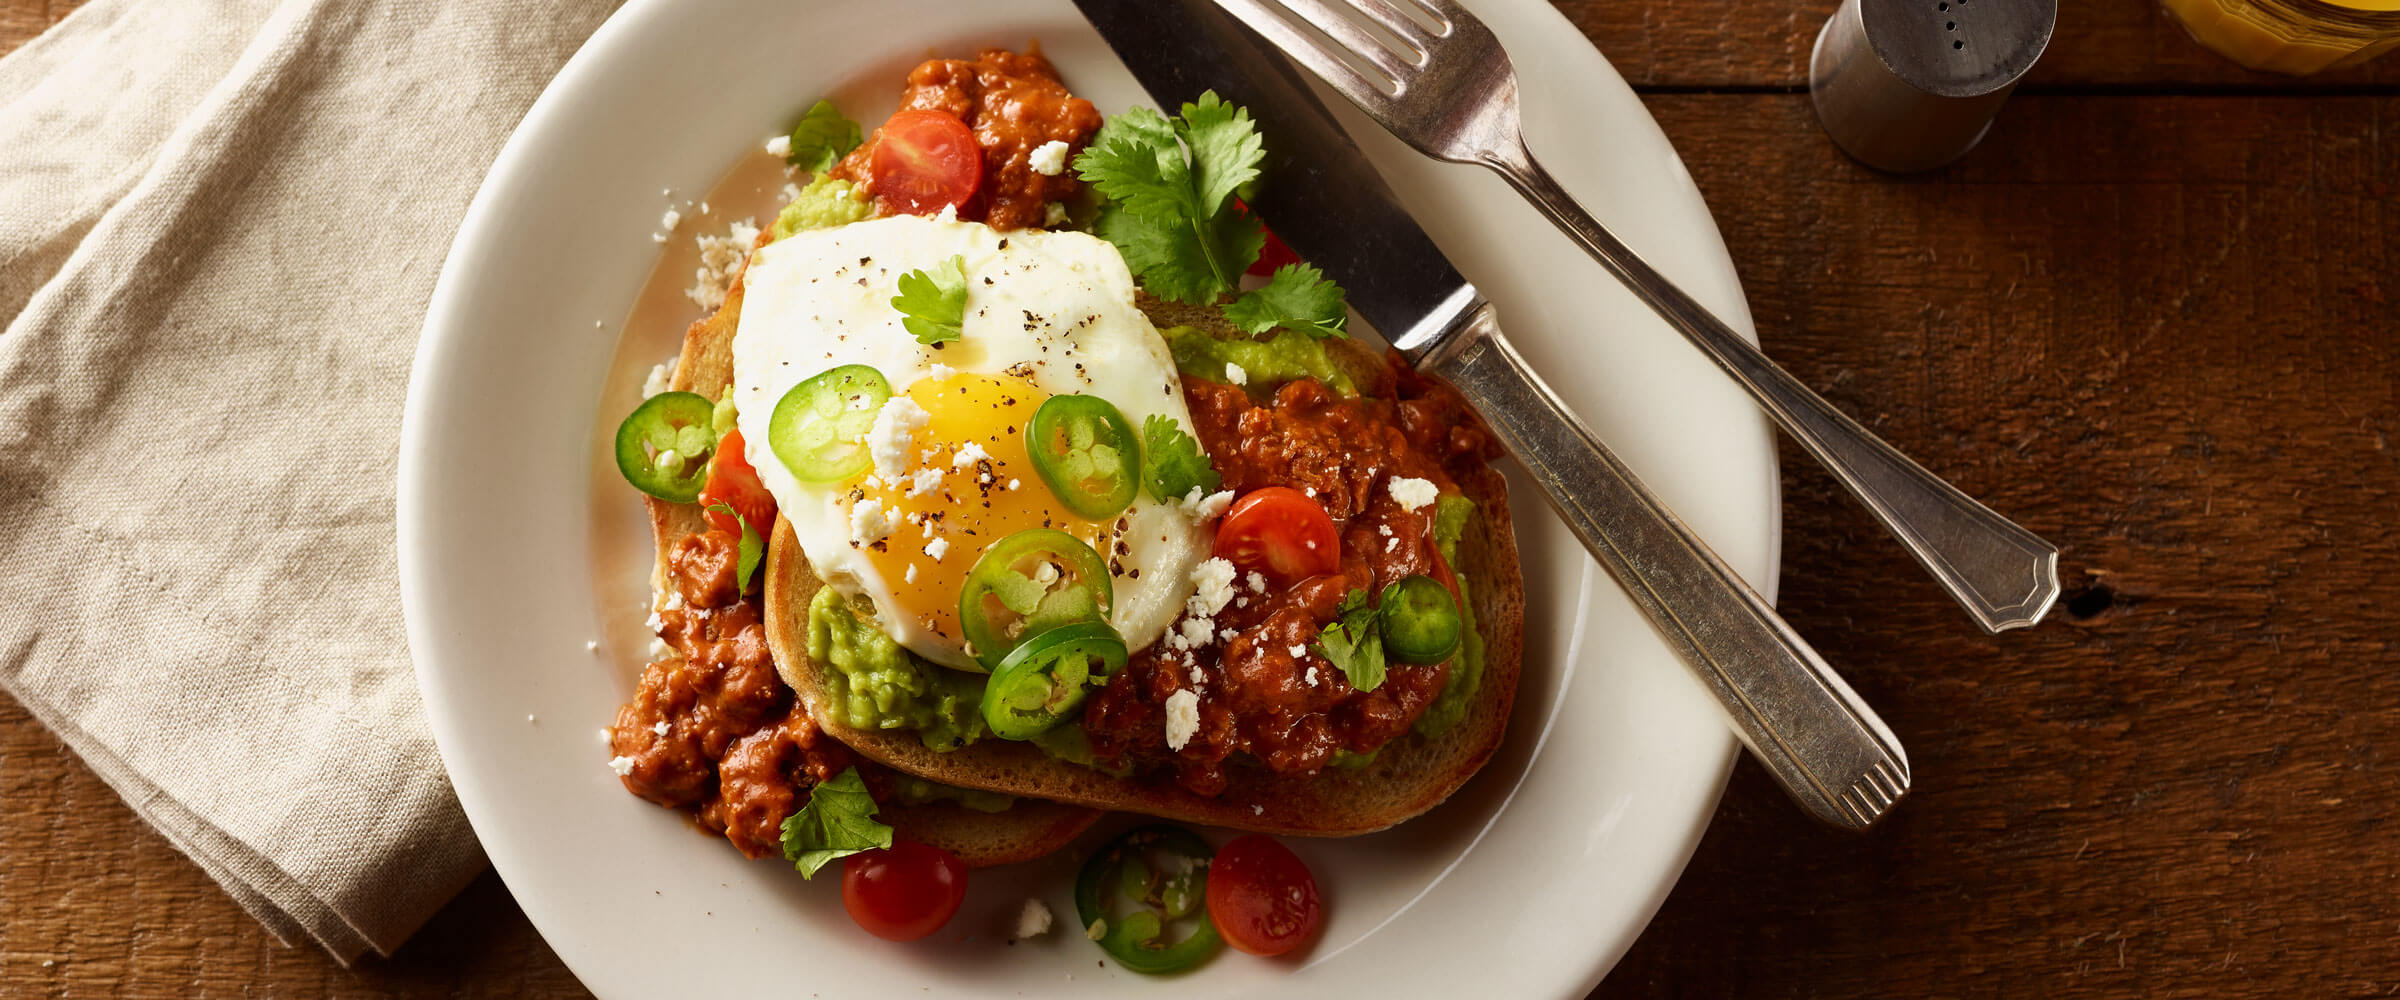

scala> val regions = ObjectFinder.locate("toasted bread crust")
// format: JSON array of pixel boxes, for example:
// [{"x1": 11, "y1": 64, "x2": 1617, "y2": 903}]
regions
[
  {"x1": 642, "y1": 278, "x2": 1100, "y2": 867},
  {"x1": 759, "y1": 304, "x2": 1526, "y2": 837}
]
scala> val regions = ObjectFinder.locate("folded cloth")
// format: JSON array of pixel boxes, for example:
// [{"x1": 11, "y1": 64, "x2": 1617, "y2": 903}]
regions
[{"x1": 0, "y1": 0, "x2": 619, "y2": 961}]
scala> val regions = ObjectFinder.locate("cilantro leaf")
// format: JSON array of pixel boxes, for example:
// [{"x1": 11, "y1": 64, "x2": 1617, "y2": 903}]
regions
[
  {"x1": 1313, "y1": 589, "x2": 1386, "y2": 692},
  {"x1": 892, "y1": 254, "x2": 970, "y2": 345},
  {"x1": 779, "y1": 767, "x2": 893, "y2": 879},
  {"x1": 1225, "y1": 263, "x2": 1348, "y2": 339},
  {"x1": 1176, "y1": 93, "x2": 1263, "y2": 218},
  {"x1": 1141, "y1": 414, "x2": 1220, "y2": 503},
  {"x1": 1075, "y1": 91, "x2": 1268, "y2": 305},
  {"x1": 702, "y1": 503, "x2": 763, "y2": 592},
  {"x1": 786, "y1": 99, "x2": 864, "y2": 173}
]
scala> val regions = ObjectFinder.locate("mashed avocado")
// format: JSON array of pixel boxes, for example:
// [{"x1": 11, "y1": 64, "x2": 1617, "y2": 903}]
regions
[
  {"x1": 1415, "y1": 493, "x2": 1485, "y2": 738},
  {"x1": 1163, "y1": 325, "x2": 1356, "y2": 396},
  {"x1": 806, "y1": 587, "x2": 988, "y2": 751},
  {"x1": 888, "y1": 773, "x2": 1015, "y2": 813},
  {"x1": 771, "y1": 176, "x2": 874, "y2": 239}
]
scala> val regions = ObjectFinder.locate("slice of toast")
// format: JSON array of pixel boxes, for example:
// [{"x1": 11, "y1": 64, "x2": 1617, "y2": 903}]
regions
[
  {"x1": 643, "y1": 277, "x2": 1101, "y2": 867},
  {"x1": 760, "y1": 303, "x2": 1526, "y2": 837}
]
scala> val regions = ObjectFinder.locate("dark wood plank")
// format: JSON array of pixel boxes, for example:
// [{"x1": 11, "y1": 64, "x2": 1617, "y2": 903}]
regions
[
  {"x1": 1599, "y1": 91, "x2": 2399, "y2": 996},
  {"x1": 1551, "y1": 0, "x2": 2400, "y2": 89}
]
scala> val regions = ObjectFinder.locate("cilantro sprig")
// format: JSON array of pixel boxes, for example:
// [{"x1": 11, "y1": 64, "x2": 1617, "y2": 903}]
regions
[
  {"x1": 785, "y1": 99, "x2": 864, "y2": 174},
  {"x1": 1223, "y1": 263, "x2": 1347, "y2": 339},
  {"x1": 779, "y1": 767, "x2": 893, "y2": 878},
  {"x1": 1141, "y1": 414, "x2": 1220, "y2": 503},
  {"x1": 1313, "y1": 589, "x2": 1387, "y2": 692},
  {"x1": 892, "y1": 254, "x2": 970, "y2": 345},
  {"x1": 1076, "y1": 93, "x2": 1349, "y2": 335},
  {"x1": 702, "y1": 502, "x2": 763, "y2": 593}
]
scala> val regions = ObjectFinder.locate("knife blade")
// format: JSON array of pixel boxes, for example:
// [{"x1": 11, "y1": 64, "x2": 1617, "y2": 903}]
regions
[{"x1": 1072, "y1": 0, "x2": 1913, "y2": 828}]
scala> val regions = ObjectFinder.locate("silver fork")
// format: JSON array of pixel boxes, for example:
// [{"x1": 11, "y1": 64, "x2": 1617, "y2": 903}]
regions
[{"x1": 1213, "y1": 0, "x2": 2061, "y2": 636}]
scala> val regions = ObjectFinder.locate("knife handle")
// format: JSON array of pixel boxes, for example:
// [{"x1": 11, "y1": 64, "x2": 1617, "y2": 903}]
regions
[
  {"x1": 1421, "y1": 304, "x2": 1909, "y2": 829},
  {"x1": 1483, "y1": 139, "x2": 2059, "y2": 634}
]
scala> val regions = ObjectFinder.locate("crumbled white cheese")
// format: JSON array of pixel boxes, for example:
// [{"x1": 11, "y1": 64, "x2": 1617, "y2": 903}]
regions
[
  {"x1": 597, "y1": 727, "x2": 613, "y2": 745},
  {"x1": 849, "y1": 499, "x2": 891, "y2": 546},
  {"x1": 662, "y1": 590, "x2": 685, "y2": 612},
  {"x1": 1252, "y1": 803, "x2": 1265, "y2": 815},
  {"x1": 1164, "y1": 689, "x2": 1200, "y2": 750},
  {"x1": 1014, "y1": 899, "x2": 1054, "y2": 940},
  {"x1": 1304, "y1": 665, "x2": 1319, "y2": 686},
  {"x1": 952, "y1": 441, "x2": 991, "y2": 469},
  {"x1": 782, "y1": 181, "x2": 802, "y2": 202},
  {"x1": 1378, "y1": 524, "x2": 1394, "y2": 537},
  {"x1": 1191, "y1": 665, "x2": 1208, "y2": 685},
  {"x1": 1185, "y1": 489, "x2": 1235, "y2": 521},
  {"x1": 1178, "y1": 616, "x2": 1215, "y2": 649},
  {"x1": 907, "y1": 467, "x2": 945, "y2": 498},
  {"x1": 641, "y1": 360, "x2": 676, "y2": 398},
  {"x1": 1234, "y1": 596, "x2": 1249, "y2": 609},
  {"x1": 1287, "y1": 645, "x2": 1307, "y2": 658},
  {"x1": 764, "y1": 133, "x2": 791, "y2": 157},
  {"x1": 905, "y1": 563, "x2": 918, "y2": 584},
  {"x1": 645, "y1": 610, "x2": 665, "y2": 632},
  {"x1": 651, "y1": 720, "x2": 669, "y2": 736},
  {"x1": 1387, "y1": 537, "x2": 1400, "y2": 552},
  {"x1": 924, "y1": 537, "x2": 950, "y2": 561},
  {"x1": 1389, "y1": 476, "x2": 1439, "y2": 512},
  {"x1": 659, "y1": 207, "x2": 682, "y2": 232},
  {"x1": 1225, "y1": 362, "x2": 1248, "y2": 386},
  {"x1": 1247, "y1": 571, "x2": 1269, "y2": 593},
  {"x1": 1218, "y1": 628, "x2": 1237, "y2": 643},
  {"x1": 1043, "y1": 201, "x2": 1069, "y2": 228},
  {"x1": 1187, "y1": 557, "x2": 1237, "y2": 617},
  {"x1": 868, "y1": 396, "x2": 931, "y2": 478},
  {"x1": 686, "y1": 219, "x2": 763, "y2": 310},
  {"x1": 648, "y1": 636, "x2": 671, "y2": 659},
  {"x1": 1007, "y1": 478, "x2": 1021, "y2": 491},
  {"x1": 607, "y1": 755, "x2": 636, "y2": 776},
  {"x1": 1028, "y1": 140, "x2": 1071, "y2": 176},
  {"x1": 933, "y1": 203, "x2": 959, "y2": 224},
  {"x1": 929, "y1": 362, "x2": 956, "y2": 380}
]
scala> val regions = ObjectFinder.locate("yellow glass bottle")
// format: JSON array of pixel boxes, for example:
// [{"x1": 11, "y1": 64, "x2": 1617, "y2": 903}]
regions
[{"x1": 2159, "y1": 0, "x2": 2400, "y2": 74}]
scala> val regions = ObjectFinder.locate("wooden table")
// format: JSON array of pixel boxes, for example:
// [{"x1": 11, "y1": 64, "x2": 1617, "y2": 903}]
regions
[{"x1": 5, "y1": 1, "x2": 2395, "y2": 995}]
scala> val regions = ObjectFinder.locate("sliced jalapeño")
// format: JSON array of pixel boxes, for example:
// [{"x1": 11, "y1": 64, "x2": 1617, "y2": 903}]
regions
[
  {"x1": 979, "y1": 621, "x2": 1127, "y2": 740},
  {"x1": 769, "y1": 364, "x2": 891, "y2": 483},
  {"x1": 957, "y1": 528, "x2": 1112, "y2": 670},
  {"x1": 1075, "y1": 825, "x2": 1222, "y2": 974},
  {"x1": 1379, "y1": 573, "x2": 1462, "y2": 665},
  {"x1": 614, "y1": 390, "x2": 718, "y2": 502},
  {"x1": 1025, "y1": 394, "x2": 1140, "y2": 519}
]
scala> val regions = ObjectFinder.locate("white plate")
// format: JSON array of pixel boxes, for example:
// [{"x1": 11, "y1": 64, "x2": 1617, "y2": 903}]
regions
[{"x1": 400, "y1": 0, "x2": 1777, "y2": 996}]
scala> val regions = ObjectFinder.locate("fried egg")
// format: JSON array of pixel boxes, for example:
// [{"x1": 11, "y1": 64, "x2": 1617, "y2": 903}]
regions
[{"x1": 732, "y1": 213, "x2": 1210, "y2": 671}]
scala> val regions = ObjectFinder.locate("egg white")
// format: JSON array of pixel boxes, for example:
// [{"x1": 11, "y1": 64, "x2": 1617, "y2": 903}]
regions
[{"x1": 732, "y1": 214, "x2": 1208, "y2": 670}]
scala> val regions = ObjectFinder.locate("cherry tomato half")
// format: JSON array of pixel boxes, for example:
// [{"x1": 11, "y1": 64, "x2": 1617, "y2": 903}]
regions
[
  {"x1": 1213, "y1": 487, "x2": 1340, "y2": 587},
  {"x1": 1205, "y1": 835, "x2": 1322, "y2": 957},
  {"x1": 841, "y1": 840, "x2": 968, "y2": 942},
  {"x1": 867, "y1": 109, "x2": 982, "y2": 216},
  {"x1": 698, "y1": 428, "x2": 776, "y2": 535}
]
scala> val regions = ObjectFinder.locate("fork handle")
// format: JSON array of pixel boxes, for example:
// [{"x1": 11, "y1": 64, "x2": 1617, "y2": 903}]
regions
[
  {"x1": 1420, "y1": 305, "x2": 1909, "y2": 829},
  {"x1": 1482, "y1": 138, "x2": 2060, "y2": 634}
]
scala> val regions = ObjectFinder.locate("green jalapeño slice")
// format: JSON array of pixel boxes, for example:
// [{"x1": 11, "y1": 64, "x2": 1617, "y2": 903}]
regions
[
  {"x1": 1076, "y1": 825, "x2": 1222, "y2": 974},
  {"x1": 769, "y1": 364, "x2": 892, "y2": 483},
  {"x1": 958, "y1": 528, "x2": 1112, "y2": 670},
  {"x1": 1379, "y1": 574, "x2": 1462, "y2": 665},
  {"x1": 1025, "y1": 394, "x2": 1140, "y2": 520},
  {"x1": 615, "y1": 391, "x2": 718, "y2": 502},
  {"x1": 979, "y1": 621, "x2": 1127, "y2": 740}
]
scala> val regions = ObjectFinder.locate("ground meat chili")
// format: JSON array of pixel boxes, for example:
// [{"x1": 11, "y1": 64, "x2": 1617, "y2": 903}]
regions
[
  {"x1": 1084, "y1": 357, "x2": 1503, "y2": 796},
  {"x1": 832, "y1": 47, "x2": 1101, "y2": 231},
  {"x1": 611, "y1": 528, "x2": 874, "y2": 858}
]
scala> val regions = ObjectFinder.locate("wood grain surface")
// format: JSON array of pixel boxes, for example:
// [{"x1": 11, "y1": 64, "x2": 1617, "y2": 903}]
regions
[{"x1": 4, "y1": 1, "x2": 2396, "y2": 996}]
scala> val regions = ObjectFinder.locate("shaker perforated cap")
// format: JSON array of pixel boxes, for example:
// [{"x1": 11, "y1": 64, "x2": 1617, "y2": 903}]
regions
[{"x1": 1809, "y1": 0, "x2": 2055, "y2": 172}]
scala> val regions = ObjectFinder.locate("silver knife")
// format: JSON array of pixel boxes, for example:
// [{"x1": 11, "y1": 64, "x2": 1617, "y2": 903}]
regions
[{"x1": 1072, "y1": 0, "x2": 1911, "y2": 827}]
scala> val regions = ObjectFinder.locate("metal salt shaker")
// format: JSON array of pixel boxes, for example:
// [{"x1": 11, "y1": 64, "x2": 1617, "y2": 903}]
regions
[{"x1": 1809, "y1": 0, "x2": 2056, "y2": 172}]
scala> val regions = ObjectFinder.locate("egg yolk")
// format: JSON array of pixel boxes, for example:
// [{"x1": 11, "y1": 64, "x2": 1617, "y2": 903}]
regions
[{"x1": 853, "y1": 372, "x2": 1111, "y2": 649}]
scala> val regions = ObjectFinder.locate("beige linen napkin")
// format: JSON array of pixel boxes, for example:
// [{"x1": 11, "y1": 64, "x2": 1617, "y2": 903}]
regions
[{"x1": 0, "y1": 0, "x2": 618, "y2": 961}]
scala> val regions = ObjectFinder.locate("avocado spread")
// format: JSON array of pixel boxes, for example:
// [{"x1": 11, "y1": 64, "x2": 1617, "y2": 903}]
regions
[
  {"x1": 1163, "y1": 325, "x2": 1356, "y2": 395},
  {"x1": 888, "y1": 773, "x2": 1015, "y2": 813},
  {"x1": 805, "y1": 587, "x2": 988, "y2": 751},
  {"x1": 771, "y1": 176, "x2": 875, "y2": 239},
  {"x1": 1414, "y1": 493, "x2": 1485, "y2": 738}
]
